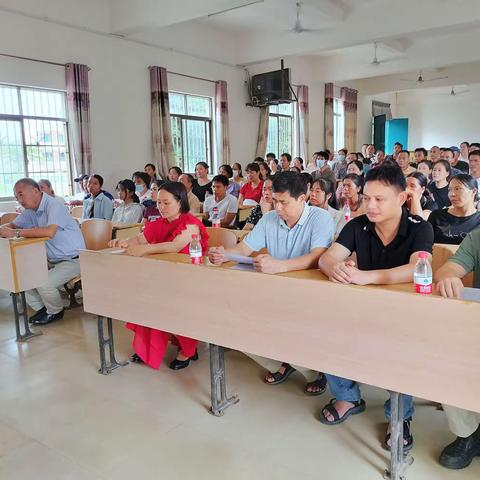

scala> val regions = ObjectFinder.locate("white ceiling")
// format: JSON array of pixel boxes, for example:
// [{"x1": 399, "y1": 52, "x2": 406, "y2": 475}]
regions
[{"x1": 2, "y1": 0, "x2": 480, "y2": 89}]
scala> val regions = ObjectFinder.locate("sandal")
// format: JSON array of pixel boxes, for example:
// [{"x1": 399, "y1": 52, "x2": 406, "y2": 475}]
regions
[
  {"x1": 318, "y1": 398, "x2": 366, "y2": 425},
  {"x1": 264, "y1": 363, "x2": 296, "y2": 385},
  {"x1": 305, "y1": 374, "x2": 327, "y2": 396},
  {"x1": 383, "y1": 417, "x2": 414, "y2": 453}
]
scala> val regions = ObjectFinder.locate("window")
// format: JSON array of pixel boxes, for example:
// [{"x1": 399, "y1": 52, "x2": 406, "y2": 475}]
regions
[
  {"x1": 267, "y1": 103, "x2": 293, "y2": 158},
  {"x1": 333, "y1": 98, "x2": 345, "y2": 152},
  {"x1": 0, "y1": 84, "x2": 72, "y2": 200},
  {"x1": 169, "y1": 92, "x2": 213, "y2": 173}
]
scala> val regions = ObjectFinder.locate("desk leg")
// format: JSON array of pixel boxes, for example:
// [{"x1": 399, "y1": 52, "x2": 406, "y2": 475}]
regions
[
  {"x1": 208, "y1": 344, "x2": 239, "y2": 416},
  {"x1": 11, "y1": 292, "x2": 42, "y2": 342},
  {"x1": 384, "y1": 392, "x2": 414, "y2": 480},
  {"x1": 97, "y1": 316, "x2": 128, "y2": 375}
]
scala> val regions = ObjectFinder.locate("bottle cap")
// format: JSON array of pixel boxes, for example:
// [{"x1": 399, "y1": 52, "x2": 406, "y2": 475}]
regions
[
  {"x1": 418, "y1": 251, "x2": 428, "y2": 259},
  {"x1": 192, "y1": 234, "x2": 198, "y2": 239}
]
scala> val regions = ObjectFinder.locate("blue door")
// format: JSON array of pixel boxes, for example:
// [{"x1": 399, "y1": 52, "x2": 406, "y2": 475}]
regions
[{"x1": 385, "y1": 118, "x2": 408, "y2": 155}]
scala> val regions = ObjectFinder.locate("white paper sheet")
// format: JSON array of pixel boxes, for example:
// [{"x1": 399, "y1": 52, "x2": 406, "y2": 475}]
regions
[
  {"x1": 225, "y1": 253, "x2": 254, "y2": 264},
  {"x1": 460, "y1": 287, "x2": 480, "y2": 303}
]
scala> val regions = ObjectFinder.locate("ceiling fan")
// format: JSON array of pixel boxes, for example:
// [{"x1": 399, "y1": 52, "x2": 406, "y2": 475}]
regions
[
  {"x1": 290, "y1": 2, "x2": 323, "y2": 33},
  {"x1": 449, "y1": 86, "x2": 469, "y2": 96},
  {"x1": 400, "y1": 71, "x2": 449, "y2": 84},
  {"x1": 370, "y1": 42, "x2": 404, "y2": 66}
]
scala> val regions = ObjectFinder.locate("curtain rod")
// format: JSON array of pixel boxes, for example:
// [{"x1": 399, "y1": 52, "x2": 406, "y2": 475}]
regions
[
  {"x1": 0, "y1": 52, "x2": 92, "y2": 70},
  {"x1": 167, "y1": 70, "x2": 217, "y2": 84}
]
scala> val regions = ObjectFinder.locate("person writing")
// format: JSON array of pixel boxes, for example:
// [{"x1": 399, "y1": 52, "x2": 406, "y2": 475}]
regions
[
  {"x1": 318, "y1": 165, "x2": 434, "y2": 451},
  {"x1": 0, "y1": 178, "x2": 85, "y2": 325},
  {"x1": 209, "y1": 171, "x2": 334, "y2": 393},
  {"x1": 109, "y1": 182, "x2": 209, "y2": 370}
]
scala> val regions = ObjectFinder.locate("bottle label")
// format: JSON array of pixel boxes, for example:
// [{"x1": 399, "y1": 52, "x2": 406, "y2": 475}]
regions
[
  {"x1": 190, "y1": 253, "x2": 202, "y2": 265},
  {"x1": 414, "y1": 276, "x2": 432, "y2": 294}
]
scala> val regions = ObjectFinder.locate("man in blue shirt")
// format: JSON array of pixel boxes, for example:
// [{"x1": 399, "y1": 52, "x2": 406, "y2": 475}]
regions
[
  {"x1": 208, "y1": 171, "x2": 334, "y2": 392},
  {"x1": 0, "y1": 178, "x2": 85, "y2": 325}
]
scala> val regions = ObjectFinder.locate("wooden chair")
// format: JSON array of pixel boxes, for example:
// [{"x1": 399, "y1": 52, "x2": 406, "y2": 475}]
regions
[
  {"x1": 206, "y1": 227, "x2": 238, "y2": 248},
  {"x1": 70, "y1": 206, "x2": 83, "y2": 219},
  {"x1": 0, "y1": 212, "x2": 19, "y2": 225},
  {"x1": 64, "y1": 219, "x2": 113, "y2": 307},
  {"x1": 432, "y1": 243, "x2": 473, "y2": 287}
]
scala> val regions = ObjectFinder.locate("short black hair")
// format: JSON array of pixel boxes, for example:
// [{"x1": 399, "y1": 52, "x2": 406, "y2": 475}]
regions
[
  {"x1": 460, "y1": 141, "x2": 470, "y2": 148},
  {"x1": 272, "y1": 171, "x2": 307, "y2": 199},
  {"x1": 280, "y1": 153, "x2": 292, "y2": 162},
  {"x1": 169, "y1": 166, "x2": 183, "y2": 176},
  {"x1": 317, "y1": 151, "x2": 329, "y2": 160},
  {"x1": 266, "y1": 152, "x2": 276, "y2": 159},
  {"x1": 471, "y1": 143, "x2": 480, "y2": 150},
  {"x1": 14, "y1": 177, "x2": 40, "y2": 190},
  {"x1": 212, "y1": 174, "x2": 229, "y2": 187},
  {"x1": 132, "y1": 171, "x2": 151, "y2": 188},
  {"x1": 442, "y1": 148, "x2": 454, "y2": 156},
  {"x1": 347, "y1": 160, "x2": 364, "y2": 172},
  {"x1": 417, "y1": 159, "x2": 433, "y2": 170},
  {"x1": 254, "y1": 157, "x2": 264, "y2": 163},
  {"x1": 195, "y1": 161, "x2": 209, "y2": 170},
  {"x1": 219, "y1": 164, "x2": 233, "y2": 178},
  {"x1": 144, "y1": 163, "x2": 156, "y2": 171},
  {"x1": 414, "y1": 148, "x2": 428, "y2": 157},
  {"x1": 300, "y1": 171, "x2": 313, "y2": 187},
  {"x1": 159, "y1": 181, "x2": 190, "y2": 213},
  {"x1": 365, "y1": 164, "x2": 406, "y2": 192},
  {"x1": 91, "y1": 174, "x2": 104, "y2": 187},
  {"x1": 399, "y1": 149, "x2": 410, "y2": 156},
  {"x1": 469, "y1": 149, "x2": 480, "y2": 159},
  {"x1": 394, "y1": 142, "x2": 403, "y2": 148},
  {"x1": 246, "y1": 162, "x2": 260, "y2": 173}
]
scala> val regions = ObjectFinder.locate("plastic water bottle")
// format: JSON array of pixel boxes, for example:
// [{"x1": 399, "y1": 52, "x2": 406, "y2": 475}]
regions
[
  {"x1": 413, "y1": 251, "x2": 432, "y2": 294},
  {"x1": 189, "y1": 234, "x2": 202, "y2": 265},
  {"x1": 343, "y1": 203, "x2": 351, "y2": 222},
  {"x1": 212, "y1": 207, "x2": 220, "y2": 228}
]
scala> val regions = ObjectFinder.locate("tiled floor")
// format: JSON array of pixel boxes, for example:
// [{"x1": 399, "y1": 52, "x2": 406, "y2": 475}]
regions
[{"x1": 0, "y1": 290, "x2": 478, "y2": 480}]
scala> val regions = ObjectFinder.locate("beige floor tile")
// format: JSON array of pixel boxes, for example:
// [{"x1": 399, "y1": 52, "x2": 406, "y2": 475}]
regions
[{"x1": 0, "y1": 441, "x2": 104, "y2": 480}]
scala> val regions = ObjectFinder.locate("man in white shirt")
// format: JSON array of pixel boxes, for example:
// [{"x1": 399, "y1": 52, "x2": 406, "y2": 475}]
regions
[{"x1": 203, "y1": 175, "x2": 238, "y2": 226}]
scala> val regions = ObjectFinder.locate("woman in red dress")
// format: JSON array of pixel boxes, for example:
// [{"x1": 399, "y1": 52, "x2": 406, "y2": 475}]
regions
[{"x1": 109, "y1": 181, "x2": 209, "y2": 370}]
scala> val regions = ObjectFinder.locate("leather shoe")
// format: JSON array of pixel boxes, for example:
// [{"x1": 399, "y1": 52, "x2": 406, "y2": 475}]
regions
[
  {"x1": 439, "y1": 427, "x2": 480, "y2": 469},
  {"x1": 130, "y1": 353, "x2": 144, "y2": 364},
  {"x1": 35, "y1": 308, "x2": 65, "y2": 325},
  {"x1": 168, "y1": 350, "x2": 199, "y2": 370},
  {"x1": 29, "y1": 307, "x2": 47, "y2": 324}
]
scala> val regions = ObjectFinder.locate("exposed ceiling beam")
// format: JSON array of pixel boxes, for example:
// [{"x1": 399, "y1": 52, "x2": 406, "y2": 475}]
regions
[{"x1": 109, "y1": 0, "x2": 263, "y2": 35}]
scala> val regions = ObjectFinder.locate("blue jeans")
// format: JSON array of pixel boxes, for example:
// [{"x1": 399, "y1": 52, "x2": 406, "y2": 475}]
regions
[{"x1": 325, "y1": 374, "x2": 414, "y2": 420}]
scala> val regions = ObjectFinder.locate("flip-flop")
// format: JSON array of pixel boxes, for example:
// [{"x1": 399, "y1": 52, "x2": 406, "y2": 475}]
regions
[
  {"x1": 264, "y1": 363, "x2": 296, "y2": 385},
  {"x1": 318, "y1": 398, "x2": 366, "y2": 425},
  {"x1": 305, "y1": 374, "x2": 327, "y2": 396}
]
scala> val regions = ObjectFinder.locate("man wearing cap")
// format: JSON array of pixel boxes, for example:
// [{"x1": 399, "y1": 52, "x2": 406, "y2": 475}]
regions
[
  {"x1": 0, "y1": 178, "x2": 85, "y2": 325},
  {"x1": 449, "y1": 146, "x2": 469, "y2": 173}
]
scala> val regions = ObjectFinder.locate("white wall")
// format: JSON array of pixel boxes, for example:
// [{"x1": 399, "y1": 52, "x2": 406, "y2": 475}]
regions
[
  {"x1": 0, "y1": 9, "x2": 259, "y2": 194},
  {"x1": 395, "y1": 86, "x2": 480, "y2": 149}
]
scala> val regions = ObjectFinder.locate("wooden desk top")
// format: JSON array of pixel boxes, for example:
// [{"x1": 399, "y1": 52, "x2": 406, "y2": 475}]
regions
[
  {"x1": 112, "y1": 223, "x2": 142, "y2": 230},
  {"x1": 8, "y1": 237, "x2": 49, "y2": 249},
  {"x1": 80, "y1": 249, "x2": 480, "y2": 413}
]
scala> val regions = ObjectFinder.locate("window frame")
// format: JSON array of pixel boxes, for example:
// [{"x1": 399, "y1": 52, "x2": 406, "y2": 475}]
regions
[
  {"x1": 0, "y1": 83, "x2": 73, "y2": 201},
  {"x1": 267, "y1": 103, "x2": 294, "y2": 159},
  {"x1": 169, "y1": 91, "x2": 213, "y2": 173},
  {"x1": 333, "y1": 97, "x2": 345, "y2": 153}
]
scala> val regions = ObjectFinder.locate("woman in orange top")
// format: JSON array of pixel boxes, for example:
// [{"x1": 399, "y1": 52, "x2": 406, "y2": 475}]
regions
[{"x1": 109, "y1": 182, "x2": 209, "y2": 370}]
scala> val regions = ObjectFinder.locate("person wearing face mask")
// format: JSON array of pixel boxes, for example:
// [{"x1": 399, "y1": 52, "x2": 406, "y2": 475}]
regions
[
  {"x1": 231, "y1": 162, "x2": 245, "y2": 185},
  {"x1": 312, "y1": 151, "x2": 336, "y2": 186},
  {"x1": 332, "y1": 149, "x2": 348, "y2": 179},
  {"x1": 132, "y1": 171, "x2": 152, "y2": 205}
]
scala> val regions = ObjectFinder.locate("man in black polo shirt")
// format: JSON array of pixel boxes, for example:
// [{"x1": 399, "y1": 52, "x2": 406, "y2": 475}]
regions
[{"x1": 318, "y1": 164, "x2": 434, "y2": 451}]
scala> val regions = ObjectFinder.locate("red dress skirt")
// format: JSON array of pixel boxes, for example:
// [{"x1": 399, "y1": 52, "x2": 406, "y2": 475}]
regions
[{"x1": 126, "y1": 213, "x2": 209, "y2": 369}]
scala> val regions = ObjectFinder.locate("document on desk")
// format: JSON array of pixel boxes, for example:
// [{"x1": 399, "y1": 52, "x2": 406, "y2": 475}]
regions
[
  {"x1": 460, "y1": 287, "x2": 480, "y2": 303},
  {"x1": 225, "y1": 253, "x2": 254, "y2": 264}
]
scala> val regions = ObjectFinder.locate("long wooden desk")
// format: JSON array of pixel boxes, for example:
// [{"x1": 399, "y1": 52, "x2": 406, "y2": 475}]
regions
[
  {"x1": 0, "y1": 237, "x2": 48, "y2": 341},
  {"x1": 80, "y1": 250, "x2": 480, "y2": 480}
]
